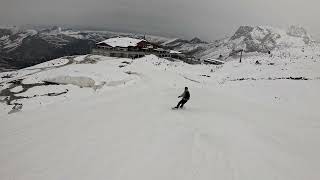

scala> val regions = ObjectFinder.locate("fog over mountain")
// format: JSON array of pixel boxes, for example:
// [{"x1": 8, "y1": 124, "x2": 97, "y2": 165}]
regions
[{"x1": 1, "y1": 0, "x2": 320, "y2": 40}]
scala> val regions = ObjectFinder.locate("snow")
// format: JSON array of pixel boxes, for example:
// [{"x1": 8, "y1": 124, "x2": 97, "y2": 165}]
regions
[
  {"x1": 250, "y1": 26, "x2": 269, "y2": 40},
  {"x1": 0, "y1": 35, "x2": 9, "y2": 41},
  {"x1": 60, "y1": 30, "x2": 85, "y2": 39},
  {"x1": 10, "y1": 86, "x2": 23, "y2": 93},
  {"x1": 98, "y1": 37, "x2": 145, "y2": 47},
  {"x1": 44, "y1": 76, "x2": 96, "y2": 88},
  {"x1": 24, "y1": 58, "x2": 70, "y2": 70},
  {"x1": 16, "y1": 85, "x2": 67, "y2": 97},
  {"x1": 145, "y1": 35, "x2": 171, "y2": 44},
  {"x1": 0, "y1": 69, "x2": 41, "y2": 84},
  {"x1": 1, "y1": 29, "x2": 37, "y2": 52},
  {"x1": 162, "y1": 38, "x2": 179, "y2": 46},
  {"x1": 0, "y1": 52, "x2": 320, "y2": 180},
  {"x1": 197, "y1": 25, "x2": 315, "y2": 61},
  {"x1": 37, "y1": 62, "x2": 132, "y2": 86},
  {"x1": 73, "y1": 55, "x2": 87, "y2": 62},
  {"x1": 0, "y1": 83, "x2": 12, "y2": 90}
]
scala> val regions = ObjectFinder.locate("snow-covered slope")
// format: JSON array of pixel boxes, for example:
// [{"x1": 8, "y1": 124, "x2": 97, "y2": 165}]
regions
[
  {"x1": 194, "y1": 25, "x2": 315, "y2": 61},
  {"x1": 159, "y1": 25, "x2": 315, "y2": 61},
  {"x1": 0, "y1": 51, "x2": 320, "y2": 179},
  {"x1": 0, "y1": 27, "x2": 37, "y2": 52},
  {"x1": 0, "y1": 26, "x2": 95, "y2": 72},
  {"x1": 162, "y1": 37, "x2": 209, "y2": 56}
]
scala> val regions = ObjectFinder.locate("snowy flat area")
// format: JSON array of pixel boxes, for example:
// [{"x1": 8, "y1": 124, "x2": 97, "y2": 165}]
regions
[{"x1": 0, "y1": 53, "x2": 320, "y2": 180}]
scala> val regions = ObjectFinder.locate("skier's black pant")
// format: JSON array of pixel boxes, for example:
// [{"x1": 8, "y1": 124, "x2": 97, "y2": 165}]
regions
[{"x1": 176, "y1": 99, "x2": 188, "y2": 108}]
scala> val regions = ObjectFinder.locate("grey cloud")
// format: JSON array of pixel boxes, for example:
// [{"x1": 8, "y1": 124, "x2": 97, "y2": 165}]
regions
[{"x1": 0, "y1": 0, "x2": 319, "y2": 40}]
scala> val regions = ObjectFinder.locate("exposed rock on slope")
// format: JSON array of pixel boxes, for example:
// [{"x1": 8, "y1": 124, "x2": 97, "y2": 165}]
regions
[
  {"x1": 286, "y1": 25, "x2": 311, "y2": 44},
  {"x1": 197, "y1": 25, "x2": 315, "y2": 60}
]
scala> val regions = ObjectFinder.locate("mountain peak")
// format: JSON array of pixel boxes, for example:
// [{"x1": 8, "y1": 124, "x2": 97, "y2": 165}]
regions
[
  {"x1": 229, "y1": 25, "x2": 312, "y2": 53},
  {"x1": 190, "y1": 37, "x2": 206, "y2": 44},
  {"x1": 286, "y1": 25, "x2": 311, "y2": 43}
]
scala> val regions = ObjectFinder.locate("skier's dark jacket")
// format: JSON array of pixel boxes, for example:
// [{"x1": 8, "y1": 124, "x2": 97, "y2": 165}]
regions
[{"x1": 179, "y1": 90, "x2": 190, "y2": 100}]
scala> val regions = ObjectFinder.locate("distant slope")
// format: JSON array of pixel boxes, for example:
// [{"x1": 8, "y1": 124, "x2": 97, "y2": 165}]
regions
[
  {"x1": 161, "y1": 37, "x2": 209, "y2": 57},
  {"x1": 0, "y1": 26, "x2": 95, "y2": 72},
  {"x1": 194, "y1": 25, "x2": 315, "y2": 61}
]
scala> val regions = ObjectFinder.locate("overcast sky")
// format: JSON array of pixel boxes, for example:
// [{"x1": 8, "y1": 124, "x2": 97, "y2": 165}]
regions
[{"x1": 1, "y1": 0, "x2": 319, "y2": 40}]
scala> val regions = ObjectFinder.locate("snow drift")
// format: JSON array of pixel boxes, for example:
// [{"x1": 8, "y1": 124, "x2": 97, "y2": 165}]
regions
[{"x1": 44, "y1": 76, "x2": 96, "y2": 88}]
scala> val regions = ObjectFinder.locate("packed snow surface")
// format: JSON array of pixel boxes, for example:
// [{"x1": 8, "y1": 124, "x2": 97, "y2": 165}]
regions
[
  {"x1": 9, "y1": 85, "x2": 23, "y2": 93},
  {"x1": 0, "y1": 53, "x2": 320, "y2": 180},
  {"x1": 45, "y1": 76, "x2": 96, "y2": 87}
]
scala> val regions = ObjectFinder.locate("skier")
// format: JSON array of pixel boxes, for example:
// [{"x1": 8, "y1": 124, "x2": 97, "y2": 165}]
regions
[{"x1": 173, "y1": 87, "x2": 190, "y2": 109}]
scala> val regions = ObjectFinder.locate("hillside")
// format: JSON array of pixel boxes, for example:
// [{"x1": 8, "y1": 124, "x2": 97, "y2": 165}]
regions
[
  {"x1": 161, "y1": 37, "x2": 209, "y2": 57},
  {"x1": 0, "y1": 51, "x2": 320, "y2": 179},
  {"x1": 0, "y1": 26, "x2": 171, "y2": 72},
  {"x1": 0, "y1": 26, "x2": 95, "y2": 72},
  {"x1": 196, "y1": 25, "x2": 315, "y2": 61}
]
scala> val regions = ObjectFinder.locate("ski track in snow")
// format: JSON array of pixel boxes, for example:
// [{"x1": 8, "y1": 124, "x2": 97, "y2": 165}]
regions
[{"x1": 0, "y1": 55, "x2": 319, "y2": 180}]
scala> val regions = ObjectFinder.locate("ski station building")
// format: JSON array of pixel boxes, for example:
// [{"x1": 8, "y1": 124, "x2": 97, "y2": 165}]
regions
[
  {"x1": 203, "y1": 58, "x2": 225, "y2": 65},
  {"x1": 92, "y1": 37, "x2": 184, "y2": 59}
]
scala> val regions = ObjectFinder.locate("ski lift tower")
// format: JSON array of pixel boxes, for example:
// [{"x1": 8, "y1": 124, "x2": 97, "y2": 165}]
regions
[
  {"x1": 239, "y1": 49, "x2": 244, "y2": 63},
  {"x1": 232, "y1": 40, "x2": 246, "y2": 63}
]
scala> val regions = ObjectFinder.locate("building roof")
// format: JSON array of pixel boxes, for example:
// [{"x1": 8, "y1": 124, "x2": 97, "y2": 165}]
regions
[
  {"x1": 169, "y1": 50, "x2": 182, "y2": 54},
  {"x1": 97, "y1": 37, "x2": 146, "y2": 48}
]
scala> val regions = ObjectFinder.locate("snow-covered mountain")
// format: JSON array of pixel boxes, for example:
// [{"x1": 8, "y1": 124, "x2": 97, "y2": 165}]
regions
[
  {"x1": 1, "y1": 49, "x2": 320, "y2": 179},
  {"x1": 0, "y1": 26, "x2": 37, "y2": 52},
  {"x1": 158, "y1": 25, "x2": 316, "y2": 62},
  {"x1": 161, "y1": 37, "x2": 209, "y2": 56},
  {"x1": 2, "y1": 24, "x2": 314, "y2": 73},
  {"x1": 0, "y1": 26, "x2": 96, "y2": 72},
  {"x1": 195, "y1": 25, "x2": 315, "y2": 61}
]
